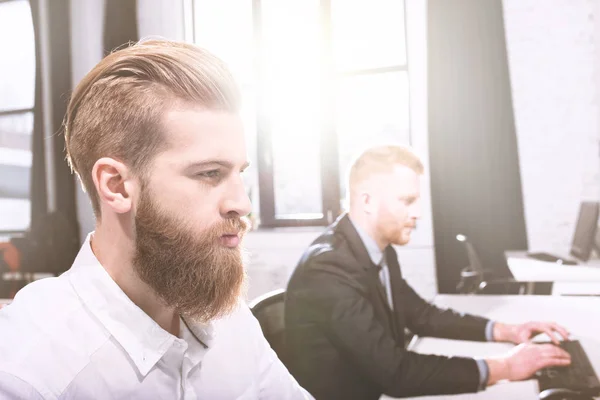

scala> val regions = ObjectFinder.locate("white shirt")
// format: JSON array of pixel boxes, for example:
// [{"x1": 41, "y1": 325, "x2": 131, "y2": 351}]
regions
[{"x1": 0, "y1": 234, "x2": 312, "y2": 400}]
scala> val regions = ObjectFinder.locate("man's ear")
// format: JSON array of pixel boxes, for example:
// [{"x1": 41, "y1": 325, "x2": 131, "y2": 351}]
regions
[
  {"x1": 92, "y1": 158, "x2": 137, "y2": 214},
  {"x1": 362, "y1": 192, "x2": 374, "y2": 214}
]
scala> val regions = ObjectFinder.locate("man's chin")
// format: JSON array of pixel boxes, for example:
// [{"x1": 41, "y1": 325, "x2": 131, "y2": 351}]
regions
[
  {"x1": 182, "y1": 297, "x2": 241, "y2": 324},
  {"x1": 392, "y1": 233, "x2": 411, "y2": 246},
  {"x1": 177, "y1": 286, "x2": 244, "y2": 323}
]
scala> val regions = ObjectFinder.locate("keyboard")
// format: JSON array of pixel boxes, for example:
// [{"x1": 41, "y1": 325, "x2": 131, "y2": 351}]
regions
[
  {"x1": 527, "y1": 252, "x2": 579, "y2": 265},
  {"x1": 536, "y1": 340, "x2": 600, "y2": 395}
]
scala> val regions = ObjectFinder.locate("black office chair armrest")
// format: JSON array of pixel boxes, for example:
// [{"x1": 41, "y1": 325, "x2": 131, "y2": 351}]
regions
[
  {"x1": 456, "y1": 268, "x2": 501, "y2": 294},
  {"x1": 477, "y1": 279, "x2": 553, "y2": 295},
  {"x1": 476, "y1": 279, "x2": 528, "y2": 295}
]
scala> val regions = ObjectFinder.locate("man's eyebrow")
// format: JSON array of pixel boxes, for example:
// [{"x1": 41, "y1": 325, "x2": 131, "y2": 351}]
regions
[
  {"x1": 184, "y1": 160, "x2": 250, "y2": 170},
  {"x1": 400, "y1": 194, "x2": 418, "y2": 200}
]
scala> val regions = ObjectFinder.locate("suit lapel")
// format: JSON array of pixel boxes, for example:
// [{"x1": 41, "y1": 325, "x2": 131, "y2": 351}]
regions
[
  {"x1": 385, "y1": 246, "x2": 407, "y2": 346},
  {"x1": 335, "y1": 215, "x2": 397, "y2": 336},
  {"x1": 367, "y1": 266, "x2": 395, "y2": 323}
]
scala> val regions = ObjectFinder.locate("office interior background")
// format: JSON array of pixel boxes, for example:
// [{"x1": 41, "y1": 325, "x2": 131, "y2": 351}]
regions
[{"x1": 1, "y1": 0, "x2": 599, "y2": 302}]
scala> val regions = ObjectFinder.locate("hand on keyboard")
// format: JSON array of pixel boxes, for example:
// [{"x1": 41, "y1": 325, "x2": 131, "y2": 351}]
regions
[
  {"x1": 536, "y1": 340, "x2": 600, "y2": 394},
  {"x1": 494, "y1": 321, "x2": 570, "y2": 345},
  {"x1": 486, "y1": 342, "x2": 572, "y2": 385}
]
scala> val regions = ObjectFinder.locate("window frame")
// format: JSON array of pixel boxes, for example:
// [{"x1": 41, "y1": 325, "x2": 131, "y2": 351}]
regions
[
  {"x1": 190, "y1": 0, "x2": 411, "y2": 228},
  {"x1": 0, "y1": 0, "x2": 36, "y2": 236}
]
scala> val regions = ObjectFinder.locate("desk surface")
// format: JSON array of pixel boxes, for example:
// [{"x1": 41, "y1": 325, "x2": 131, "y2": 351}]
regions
[
  {"x1": 506, "y1": 251, "x2": 600, "y2": 266},
  {"x1": 382, "y1": 295, "x2": 600, "y2": 400},
  {"x1": 506, "y1": 251, "x2": 600, "y2": 284}
]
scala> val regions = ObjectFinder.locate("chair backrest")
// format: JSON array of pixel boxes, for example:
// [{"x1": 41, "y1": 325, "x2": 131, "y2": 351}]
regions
[
  {"x1": 460, "y1": 237, "x2": 484, "y2": 274},
  {"x1": 456, "y1": 234, "x2": 548, "y2": 295},
  {"x1": 570, "y1": 201, "x2": 600, "y2": 261},
  {"x1": 456, "y1": 234, "x2": 485, "y2": 293},
  {"x1": 249, "y1": 288, "x2": 287, "y2": 364}
]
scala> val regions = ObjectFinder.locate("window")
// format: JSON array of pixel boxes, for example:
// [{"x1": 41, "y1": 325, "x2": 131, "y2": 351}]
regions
[
  {"x1": 0, "y1": 0, "x2": 35, "y2": 234},
  {"x1": 189, "y1": 0, "x2": 410, "y2": 227}
]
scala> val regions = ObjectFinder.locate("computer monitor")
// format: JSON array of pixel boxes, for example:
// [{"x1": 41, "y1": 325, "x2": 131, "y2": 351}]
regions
[{"x1": 569, "y1": 201, "x2": 600, "y2": 261}]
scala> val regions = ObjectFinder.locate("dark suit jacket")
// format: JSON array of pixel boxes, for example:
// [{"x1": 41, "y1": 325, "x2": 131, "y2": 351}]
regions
[{"x1": 285, "y1": 214, "x2": 490, "y2": 400}]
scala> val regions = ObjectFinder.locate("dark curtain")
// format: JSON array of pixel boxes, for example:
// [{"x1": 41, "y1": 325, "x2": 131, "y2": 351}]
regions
[
  {"x1": 21, "y1": 0, "x2": 79, "y2": 275},
  {"x1": 104, "y1": 0, "x2": 139, "y2": 54},
  {"x1": 46, "y1": 0, "x2": 80, "y2": 272},
  {"x1": 428, "y1": 0, "x2": 529, "y2": 293},
  {"x1": 24, "y1": 0, "x2": 139, "y2": 276},
  {"x1": 28, "y1": 0, "x2": 46, "y2": 234},
  {"x1": 9, "y1": 0, "x2": 139, "y2": 283}
]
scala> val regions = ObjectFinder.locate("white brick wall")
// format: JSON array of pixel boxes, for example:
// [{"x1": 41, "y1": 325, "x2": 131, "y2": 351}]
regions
[
  {"x1": 503, "y1": 0, "x2": 600, "y2": 255},
  {"x1": 243, "y1": 229, "x2": 320, "y2": 301},
  {"x1": 243, "y1": 228, "x2": 437, "y2": 302}
]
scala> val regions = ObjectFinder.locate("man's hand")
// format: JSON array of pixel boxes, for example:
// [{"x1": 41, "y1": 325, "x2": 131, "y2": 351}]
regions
[
  {"x1": 486, "y1": 343, "x2": 571, "y2": 385},
  {"x1": 493, "y1": 321, "x2": 570, "y2": 345}
]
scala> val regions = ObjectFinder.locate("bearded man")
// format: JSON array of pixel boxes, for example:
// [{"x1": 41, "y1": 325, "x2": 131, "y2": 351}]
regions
[{"x1": 0, "y1": 39, "x2": 310, "y2": 400}]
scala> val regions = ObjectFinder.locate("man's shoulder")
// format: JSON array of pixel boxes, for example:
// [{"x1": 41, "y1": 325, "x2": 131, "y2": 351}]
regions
[
  {"x1": 0, "y1": 274, "x2": 82, "y2": 327},
  {"x1": 287, "y1": 230, "x2": 367, "y2": 300},
  {"x1": 206, "y1": 302, "x2": 268, "y2": 367},
  {"x1": 300, "y1": 227, "x2": 359, "y2": 270},
  {"x1": 0, "y1": 276, "x2": 109, "y2": 396},
  {"x1": 212, "y1": 300, "x2": 254, "y2": 331}
]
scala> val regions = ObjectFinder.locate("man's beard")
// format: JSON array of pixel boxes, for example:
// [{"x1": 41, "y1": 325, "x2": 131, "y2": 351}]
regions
[
  {"x1": 378, "y1": 214, "x2": 412, "y2": 246},
  {"x1": 132, "y1": 188, "x2": 250, "y2": 323}
]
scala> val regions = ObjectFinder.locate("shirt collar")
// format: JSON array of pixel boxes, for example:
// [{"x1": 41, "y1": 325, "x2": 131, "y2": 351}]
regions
[
  {"x1": 180, "y1": 316, "x2": 214, "y2": 366},
  {"x1": 65, "y1": 233, "x2": 214, "y2": 376},
  {"x1": 348, "y1": 217, "x2": 384, "y2": 266}
]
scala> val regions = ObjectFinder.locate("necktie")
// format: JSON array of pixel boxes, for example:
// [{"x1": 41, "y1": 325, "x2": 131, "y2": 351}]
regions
[{"x1": 378, "y1": 255, "x2": 394, "y2": 310}]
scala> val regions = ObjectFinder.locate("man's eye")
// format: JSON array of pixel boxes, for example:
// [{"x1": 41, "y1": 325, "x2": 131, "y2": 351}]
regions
[{"x1": 198, "y1": 170, "x2": 221, "y2": 179}]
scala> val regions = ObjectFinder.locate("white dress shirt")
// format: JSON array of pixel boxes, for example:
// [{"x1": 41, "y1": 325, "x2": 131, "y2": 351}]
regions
[{"x1": 0, "y1": 234, "x2": 312, "y2": 400}]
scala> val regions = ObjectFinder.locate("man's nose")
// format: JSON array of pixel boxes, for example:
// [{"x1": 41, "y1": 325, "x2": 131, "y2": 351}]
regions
[
  {"x1": 410, "y1": 200, "x2": 422, "y2": 219},
  {"x1": 221, "y1": 175, "x2": 252, "y2": 217}
]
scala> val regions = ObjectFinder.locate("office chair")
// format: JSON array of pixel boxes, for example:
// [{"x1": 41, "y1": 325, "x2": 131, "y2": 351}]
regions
[
  {"x1": 455, "y1": 234, "x2": 542, "y2": 295},
  {"x1": 249, "y1": 288, "x2": 288, "y2": 365}
]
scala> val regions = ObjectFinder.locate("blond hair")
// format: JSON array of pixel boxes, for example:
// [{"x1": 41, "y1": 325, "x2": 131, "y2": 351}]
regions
[
  {"x1": 64, "y1": 39, "x2": 240, "y2": 217},
  {"x1": 348, "y1": 145, "x2": 424, "y2": 194}
]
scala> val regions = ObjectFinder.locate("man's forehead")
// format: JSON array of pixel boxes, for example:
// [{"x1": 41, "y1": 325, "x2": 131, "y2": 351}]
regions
[
  {"x1": 162, "y1": 107, "x2": 242, "y2": 141},
  {"x1": 370, "y1": 167, "x2": 420, "y2": 195},
  {"x1": 391, "y1": 164, "x2": 420, "y2": 179},
  {"x1": 370, "y1": 165, "x2": 419, "y2": 183},
  {"x1": 159, "y1": 106, "x2": 246, "y2": 162}
]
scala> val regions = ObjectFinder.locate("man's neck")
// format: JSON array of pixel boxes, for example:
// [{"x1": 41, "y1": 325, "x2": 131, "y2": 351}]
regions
[
  {"x1": 92, "y1": 222, "x2": 181, "y2": 337},
  {"x1": 348, "y1": 210, "x2": 388, "y2": 251}
]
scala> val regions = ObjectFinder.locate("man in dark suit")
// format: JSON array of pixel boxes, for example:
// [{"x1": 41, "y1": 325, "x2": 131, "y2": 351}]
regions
[{"x1": 285, "y1": 145, "x2": 571, "y2": 400}]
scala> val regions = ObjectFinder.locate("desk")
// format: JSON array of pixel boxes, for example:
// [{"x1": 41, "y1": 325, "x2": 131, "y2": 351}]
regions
[
  {"x1": 506, "y1": 251, "x2": 600, "y2": 295},
  {"x1": 381, "y1": 295, "x2": 600, "y2": 400}
]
